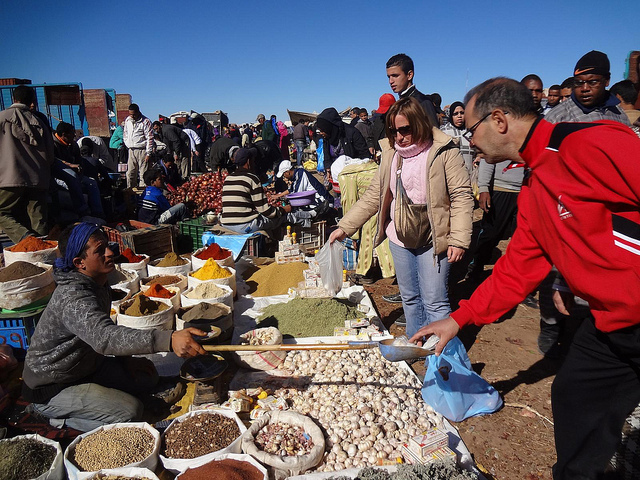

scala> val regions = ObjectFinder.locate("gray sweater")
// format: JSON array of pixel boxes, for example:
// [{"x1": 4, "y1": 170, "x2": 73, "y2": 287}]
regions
[
  {"x1": 477, "y1": 159, "x2": 524, "y2": 193},
  {"x1": 23, "y1": 270, "x2": 172, "y2": 402}
]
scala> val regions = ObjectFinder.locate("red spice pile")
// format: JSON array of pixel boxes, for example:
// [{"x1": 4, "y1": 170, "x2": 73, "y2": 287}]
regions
[
  {"x1": 120, "y1": 248, "x2": 145, "y2": 263},
  {"x1": 10, "y1": 236, "x2": 57, "y2": 252},
  {"x1": 195, "y1": 243, "x2": 232, "y2": 261},
  {"x1": 143, "y1": 282, "x2": 174, "y2": 299}
]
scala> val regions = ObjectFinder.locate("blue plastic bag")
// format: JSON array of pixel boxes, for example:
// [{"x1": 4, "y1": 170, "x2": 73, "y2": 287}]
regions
[
  {"x1": 421, "y1": 337, "x2": 503, "y2": 422},
  {"x1": 317, "y1": 139, "x2": 325, "y2": 172}
]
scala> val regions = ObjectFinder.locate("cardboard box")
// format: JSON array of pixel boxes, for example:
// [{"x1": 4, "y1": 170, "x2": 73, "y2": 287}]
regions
[
  {"x1": 408, "y1": 428, "x2": 449, "y2": 457},
  {"x1": 275, "y1": 252, "x2": 305, "y2": 264},
  {"x1": 345, "y1": 318, "x2": 370, "y2": 328}
]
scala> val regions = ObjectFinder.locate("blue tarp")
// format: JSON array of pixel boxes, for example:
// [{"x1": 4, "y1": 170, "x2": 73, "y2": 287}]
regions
[{"x1": 202, "y1": 232, "x2": 262, "y2": 260}]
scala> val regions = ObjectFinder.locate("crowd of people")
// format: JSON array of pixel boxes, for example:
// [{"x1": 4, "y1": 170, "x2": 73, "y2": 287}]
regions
[{"x1": 2, "y1": 48, "x2": 640, "y2": 479}]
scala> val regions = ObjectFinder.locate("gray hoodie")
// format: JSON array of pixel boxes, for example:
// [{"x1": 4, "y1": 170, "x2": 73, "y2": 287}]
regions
[
  {"x1": 23, "y1": 270, "x2": 172, "y2": 402},
  {"x1": 477, "y1": 159, "x2": 524, "y2": 193}
]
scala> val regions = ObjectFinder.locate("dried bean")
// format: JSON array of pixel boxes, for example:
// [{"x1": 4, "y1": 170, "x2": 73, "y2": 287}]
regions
[
  {"x1": 0, "y1": 438, "x2": 56, "y2": 480},
  {"x1": 71, "y1": 427, "x2": 154, "y2": 472},
  {"x1": 255, "y1": 422, "x2": 314, "y2": 456},
  {"x1": 163, "y1": 413, "x2": 241, "y2": 459}
]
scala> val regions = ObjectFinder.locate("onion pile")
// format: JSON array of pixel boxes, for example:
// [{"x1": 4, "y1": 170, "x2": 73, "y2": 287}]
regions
[{"x1": 168, "y1": 172, "x2": 228, "y2": 215}]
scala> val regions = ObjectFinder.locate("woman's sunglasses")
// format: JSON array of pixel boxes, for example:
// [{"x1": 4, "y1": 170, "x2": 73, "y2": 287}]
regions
[{"x1": 389, "y1": 125, "x2": 412, "y2": 136}]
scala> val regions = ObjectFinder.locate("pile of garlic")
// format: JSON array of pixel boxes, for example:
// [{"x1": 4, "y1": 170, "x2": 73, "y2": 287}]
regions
[{"x1": 273, "y1": 349, "x2": 445, "y2": 472}]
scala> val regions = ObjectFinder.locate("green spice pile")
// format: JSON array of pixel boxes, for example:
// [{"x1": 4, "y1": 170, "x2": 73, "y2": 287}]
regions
[
  {"x1": 327, "y1": 462, "x2": 478, "y2": 480},
  {"x1": 244, "y1": 262, "x2": 308, "y2": 297},
  {"x1": 0, "y1": 437, "x2": 57, "y2": 480},
  {"x1": 258, "y1": 297, "x2": 360, "y2": 337}
]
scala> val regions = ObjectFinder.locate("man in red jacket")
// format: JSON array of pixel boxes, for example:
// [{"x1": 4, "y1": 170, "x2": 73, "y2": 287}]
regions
[{"x1": 411, "y1": 77, "x2": 640, "y2": 479}]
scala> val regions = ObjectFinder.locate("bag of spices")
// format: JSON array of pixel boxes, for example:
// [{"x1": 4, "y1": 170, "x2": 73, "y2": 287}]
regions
[
  {"x1": 175, "y1": 453, "x2": 267, "y2": 480},
  {"x1": 0, "y1": 433, "x2": 64, "y2": 480},
  {"x1": 141, "y1": 274, "x2": 188, "y2": 295},
  {"x1": 181, "y1": 283, "x2": 233, "y2": 310},
  {"x1": 86, "y1": 467, "x2": 159, "y2": 480},
  {"x1": 175, "y1": 302, "x2": 234, "y2": 341},
  {"x1": 240, "y1": 410, "x2": 325, "y2": 478},
  {"x1": 117, "y1": 295, "x2": 174, "y2": 331},
  {"x1": 188, "y1": 261, "x2": 236, "y2": 297},
  {"x1": 107, "y1": 266, "x2": 140, "y2": 294},
  {"x1": 110, "y1": 287, "x2": 131, "y2": 323},
  {"x1": 147, "y1": 253, "x2": 192, "y2": 277},
  {"x1": 116, "y1": 249, "x2": 150, "y2": 278},
  {"x1": 159, "y1": 409, "x2": 247, "y2": 474},
  {"x1": 141, "y1": 283, "x2": 181, "y2": 311},
  {"x1": 191, "y1": 243, "x2": 234, "y2": 271},
  {"x1": 0, "y1": 262, "x2": 55, "y2": 310},
  {"x1": 4, "y1": 237, "x2": 59, "y2": 266},
  {"x1": 232, "y1": 327, "x2": 287, "y2": 371},
  {"x1": 64, "y1": 422, "x2": 160, "y2": 480}
]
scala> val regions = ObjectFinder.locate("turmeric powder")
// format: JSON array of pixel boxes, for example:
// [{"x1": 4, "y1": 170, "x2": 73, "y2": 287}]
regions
[{"x1": 192, "y1": 258, "x2": 231, "y2": 281}]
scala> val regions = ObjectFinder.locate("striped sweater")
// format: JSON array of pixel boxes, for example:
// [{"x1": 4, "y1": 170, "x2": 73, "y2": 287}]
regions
[{"x1": 221, "y1": 170, "x2": 284, "y2": 225}]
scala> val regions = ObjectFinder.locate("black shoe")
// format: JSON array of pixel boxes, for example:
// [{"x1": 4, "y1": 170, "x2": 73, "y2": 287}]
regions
[
  {"x1": 383, "y1": 293, "x2": 403, "y2": 303},
  {"x1": 522, "y1": 294, "x2": 539, "y2": 309},
  {"x1": 394, "y1": 314, "x2": 406, "y2": 327},
  {"x1": 538, "y1": 320, "x2": 560, "y2": 357}
]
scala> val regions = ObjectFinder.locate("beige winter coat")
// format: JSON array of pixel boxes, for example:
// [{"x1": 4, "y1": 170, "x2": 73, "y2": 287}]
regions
[{"x1": 338, "y1": 127, "x2": 473, "y2": 255}]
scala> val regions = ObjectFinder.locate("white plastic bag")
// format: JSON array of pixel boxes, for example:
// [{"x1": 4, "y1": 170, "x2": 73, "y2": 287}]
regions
[{"x1": 315, "y1": 241, "x2": 344, "y2": 296}]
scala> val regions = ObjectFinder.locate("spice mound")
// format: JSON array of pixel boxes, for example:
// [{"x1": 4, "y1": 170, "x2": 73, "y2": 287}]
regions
[
  {"x1": 195, "y1": 243, "x2": 232, "y2": 261},
  {"x1": 179, "y1": 458, "x2": 263, "y2": 480},
  {"x1": 109, "y1": 268, "x2": 136, "y2": 284},
  {"x1": 118, "y1": 248, "x2": 144, "y2": 263},
  {"x1": 185, "y1": 282, "x2": 227, "y2": 299},
  {"x1": 258, "y1": 298, "x2": 360, "y2": 337},
  {"x1": 256, "y1": 423, "x2": 314, "y2": 456},
  {"x1": 244, "y1": 262, "x2": 307, "y2": 297},
  {"x1": 181, "y1": 302, "x2": 230, "y2": 323},
  {"x1": 144, "y1": 283, "x2": 174, "y2": 299},
  {"x1": 192, "y1": 258, "x2": 231, "y2": 280},
  {"x1": 144, "y1": 275, "x2": 181, "y2": 286},
  {"x1": 70, "y1": 427, "x2": 154, "y2": 472},
  {"x1": 124, "y1": 295, "x2": 169, "y2": 316},
  {"x1": 0, "y1": 262, "x2": 45, "y2": 283},
  {"x1": 9, "y1": 236, "x2": 57, "y2": 252},
  {"x1": 163, "y1": 412, "x2": 241, "y2": 459},
  {"x1": 0, "y1": 437, "x2": 57, "y2": 480},
  {"x1": 91, "y1": 475, "x2": 153, "y2": 480},
  {"x1": 329, "y1": 463, "x2": 479, "y2": 479},
  {"x1": 156, "y1": 252, "x2": 188, "y2": 267}
]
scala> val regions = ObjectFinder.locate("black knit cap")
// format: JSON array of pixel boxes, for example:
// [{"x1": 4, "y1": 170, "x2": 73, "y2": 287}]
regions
[{"x1": 574, "y1": 50, "x2": 610, "y2": 77}]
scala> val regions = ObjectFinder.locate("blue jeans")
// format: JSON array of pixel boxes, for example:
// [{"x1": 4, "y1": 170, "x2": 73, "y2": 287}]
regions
[
  {"x1": 388, "y1": 241, "x2": 451, "y2": 339},
  {"x1": 223, "y1": 213, "x2": 287, "y2": 234},
  {"x1": 295, "y1": 140, "x2": 306, "y2": 166}
]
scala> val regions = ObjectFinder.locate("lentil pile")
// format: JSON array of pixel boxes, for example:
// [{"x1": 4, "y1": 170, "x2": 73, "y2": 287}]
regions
[
  {"x1": 179, "y1": 458, "x2": 263, "y2": 480},
  {"x1": 258, "y1": 298, "x2": 359, "y2": 337},
  {"x1": 256, "y1": 423, "x2": 314, "y2": 456},
  {"x1": 0, "y1": 261, "x2": 45, "y2": 282},
  {"x1": 9, "y1": 236, "x2": 56, "y2": 252},
  {"x1": 185, "y1": 282, "x2": 228, "y2": 299},
  {"x1": 192, "y1": 258, "x2": 231, "y2": 280},
  {"x1": 244, "y1": 262, "x2": 307, "y2": 297},
  {"x1": 143, "y1": 283, "x2": 174, "y2": 299},
  {"x1": 144, "y1": 274, "x2": 182, "y2": 286},
  {"x1": 0, "y1": 437, "x2": 57, "y2": 480},
  {"x1": 156, "y1": 252, "x2": 188, "y2": 267},
  {"x1": 123, "y1": 295, "x2": 169, "y2": 316},
  {"x1": 327, "y1": 463, "x2": 478, "y2": 479},
  {"x1": 70, "y1": 427, "x2": 154, "y2": 471},
  {"x1": 163, "y1": 412, "x2": 241, "y2": 459},
  {"x1": 195, "y1": 243, "x2": 232, "y2": 260}
]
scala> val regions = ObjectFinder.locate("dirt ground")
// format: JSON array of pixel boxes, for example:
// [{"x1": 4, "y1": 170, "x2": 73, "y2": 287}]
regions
[{"x1": 364, "y1": 236, "x2": 561, "y2": 480}]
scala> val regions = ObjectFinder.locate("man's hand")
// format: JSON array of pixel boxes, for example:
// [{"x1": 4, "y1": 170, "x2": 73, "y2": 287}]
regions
[
  {"x1": 408, "y1": 317, "x2": 460, "y2": 356},
  {"x1": 171, "y1": 328, "x2": 207, "y2": 358},
  {"x1": 552, "y1": 290, "x2": 574, "y2": 316},
  {"x1": 478, "y1": 192, "x2": 491, "y2": 213},
  {"x1": 447, "y1": 246, "x2": 465, "y2": 263},
  {"x1": 282, "y1": 204, "x2": 292, "y2": 213},
  {"x1": 328, "y1": 227, "x2": 347, "y2": 244}
]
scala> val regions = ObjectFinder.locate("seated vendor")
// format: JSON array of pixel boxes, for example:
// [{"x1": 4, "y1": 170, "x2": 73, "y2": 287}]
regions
[
  {"x1": 275, "y1": 160, "x2": 333, "y2": 226},
  {"x1": 221, "y1": 147, "x2": 291, "y2": 234},
  {"x1": 21, "y1": 222, "x2": 206, "y2": 432},
  {"x1": 138, "y1": 169, "x2": 188, "y2": 224}
]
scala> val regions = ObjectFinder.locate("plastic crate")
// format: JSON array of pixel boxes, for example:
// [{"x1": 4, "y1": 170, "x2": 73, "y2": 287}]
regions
[
  {"x1": 291, "y1": 221, "x2": 326, "y2": 252},
  {"x1": 178, "y1": 217, "x2": 214, "y2": 252},
  {"x1": 0, "y1": 316, "x2": 39, "y2": 350}
]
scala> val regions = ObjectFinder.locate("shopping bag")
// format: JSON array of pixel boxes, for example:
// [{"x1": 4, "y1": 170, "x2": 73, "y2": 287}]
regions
[
  {"x1": 317, "y1": 139, "x2": 325, "y2": 172},
  {"x1": 316, "y1": 241, "x2": 345, "y2": 296},
  {"x1": 421, "y1": 337, "x2": 503, "y2": 422}
]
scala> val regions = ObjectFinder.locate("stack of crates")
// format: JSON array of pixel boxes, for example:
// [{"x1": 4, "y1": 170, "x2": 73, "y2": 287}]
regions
[
  {"x1": 178, "y1": 217, "x2": 213, "y2": 252},
  {"x1": 292, "y1": 221, "x2": 327, "y2": 253}
]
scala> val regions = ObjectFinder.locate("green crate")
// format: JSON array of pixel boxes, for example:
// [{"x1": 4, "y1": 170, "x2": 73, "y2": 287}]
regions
[{"x1": 178, "y1": 218, "x2": 214, "y2": 252}]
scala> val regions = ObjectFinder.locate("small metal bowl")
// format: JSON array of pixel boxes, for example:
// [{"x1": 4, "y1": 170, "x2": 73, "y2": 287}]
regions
[{"x1": 180, "y1": 354, "x2": 228, "y2": 382}]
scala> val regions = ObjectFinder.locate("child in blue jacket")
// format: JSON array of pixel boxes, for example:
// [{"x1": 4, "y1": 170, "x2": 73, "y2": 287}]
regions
[{"x1": 138, "y1": 169, "x2": 187, "y2": 224}]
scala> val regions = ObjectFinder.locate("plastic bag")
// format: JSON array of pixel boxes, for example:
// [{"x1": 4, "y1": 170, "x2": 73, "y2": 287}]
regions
[
  {"x1": 316, "y1": 139, "x2": 324, "y2": 172},
  {"x1": 315, "y1": 241, "x2": 345, "y2": 297},
  {"x1": 421, "y1": 337, "x2": 503, "y2": 422}
]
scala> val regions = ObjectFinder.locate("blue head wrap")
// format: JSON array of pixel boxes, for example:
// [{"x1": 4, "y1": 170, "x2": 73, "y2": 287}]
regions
[{"x1": 54, "y1": 222, "x2": 101, "y2": 272}]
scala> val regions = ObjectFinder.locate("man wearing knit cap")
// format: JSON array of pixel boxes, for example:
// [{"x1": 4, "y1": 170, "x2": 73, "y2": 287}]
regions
[{"x1": 546, "y1": 50, "x2": 631, "y2": 125}]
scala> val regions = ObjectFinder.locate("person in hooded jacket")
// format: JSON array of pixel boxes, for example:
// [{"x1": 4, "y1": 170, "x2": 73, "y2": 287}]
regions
[{"x1": 315, "y1": 107, "x2": 369, "y2": 175}]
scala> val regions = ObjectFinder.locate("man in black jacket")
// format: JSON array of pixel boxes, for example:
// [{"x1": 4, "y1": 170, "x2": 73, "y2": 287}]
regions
[
  {"x1": 208, "y1": 136, "x2": 241, "y2": 172},
  {"x1": 386, "y1": 53, "x2": 439, "y2": 126},
  {"x1": 153, "y1": 122, "x2": 191, "y2": 180}
]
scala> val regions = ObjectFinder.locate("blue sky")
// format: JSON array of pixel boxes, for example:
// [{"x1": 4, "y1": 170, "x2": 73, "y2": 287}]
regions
[{"x1": 1, "y1": 0, "x2": 638, "y2": 124}]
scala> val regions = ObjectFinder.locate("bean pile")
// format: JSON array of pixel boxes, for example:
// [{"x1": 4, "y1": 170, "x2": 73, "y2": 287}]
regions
[
  {"x1": 70, "y1": 427, "x2": 155, "y2": 471},
  {"x1": 179, "y1": 458, "x2": 264, "y2": 480},
  {"x1": 256, "y1": 423, "x2": 314, "y2": 456},
  {"x1": 0, "y1": 437, "x2": 56, "y2": 480},
  {"x1": 163, "y1": 412, "x2": 241, "y2": 459}
]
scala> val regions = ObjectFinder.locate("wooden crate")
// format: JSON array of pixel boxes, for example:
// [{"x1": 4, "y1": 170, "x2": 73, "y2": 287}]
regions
[{"x1": 121, "y1": 224, "x2": 176, "y2": 259}]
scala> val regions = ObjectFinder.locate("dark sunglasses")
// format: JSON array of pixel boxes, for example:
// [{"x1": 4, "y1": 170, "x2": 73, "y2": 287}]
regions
[
  {"x1": 389, "y1": 125, "x2": 412, "y2": 136},
  {"x1": 452, "y1": 111, "x2": 465, "y2": 116}
]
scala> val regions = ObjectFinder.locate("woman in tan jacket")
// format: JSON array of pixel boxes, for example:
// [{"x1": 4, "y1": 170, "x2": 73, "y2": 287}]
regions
[{"x1": 329, "y1": 97, "x2": 473, "y2": 338}]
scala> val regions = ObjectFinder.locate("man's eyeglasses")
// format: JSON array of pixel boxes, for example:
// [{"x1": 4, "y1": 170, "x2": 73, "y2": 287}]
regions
[
  {"x1": 389, "y1": 125, "x2": 412, "y2": 137},
  {"x1": 462, "y1": 112, "x2": 491, "y2": 141},
  {"x1": 573, "y1": 78, "x2": 603, "y2": 87}
]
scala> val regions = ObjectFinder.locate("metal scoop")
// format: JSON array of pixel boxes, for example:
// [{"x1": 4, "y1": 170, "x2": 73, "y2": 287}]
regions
[{"x1": 201, "y1": 335, "x2": 439, "y2": 363}]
